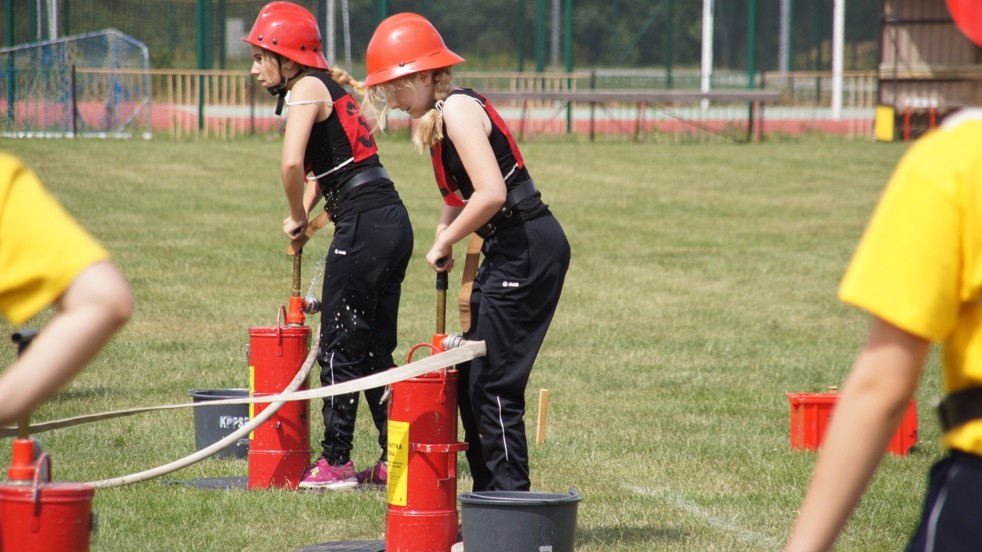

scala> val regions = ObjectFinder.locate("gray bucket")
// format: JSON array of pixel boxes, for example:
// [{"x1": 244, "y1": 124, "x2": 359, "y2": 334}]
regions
[
  {"x1": 190, "y1": 388, "x2": 250, "y2": 459},
  {"x1": 458, "y1": 489, "x2": 581, "y2": 552}
]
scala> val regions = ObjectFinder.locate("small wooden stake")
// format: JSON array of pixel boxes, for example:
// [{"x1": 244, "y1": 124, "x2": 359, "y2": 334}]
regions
[{"x1": 536, "y1": 388, "x2": 549, "y2": 447}]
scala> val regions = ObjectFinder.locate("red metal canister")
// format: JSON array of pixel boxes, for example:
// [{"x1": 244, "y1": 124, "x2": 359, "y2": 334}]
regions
[
  {"x1": 385, "y1": 362, "x2": 467, "y2": 552},
  {"x1": 248, "y1": 324, "x2": 312, "y2": 490}
]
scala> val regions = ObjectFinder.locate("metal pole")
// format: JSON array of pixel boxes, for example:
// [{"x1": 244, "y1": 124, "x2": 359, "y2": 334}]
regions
[
  {"x1": 747, "y1": 0, "x2": 758, "y2": 143},
  {"x1": 535, "y1": 0, "x2": 546, "y2": 72},
  {"x1": 342, "y1": 0, "x2": 351, "y2": 70},
  {"x1": 666, "y1": 0, "x2": 675, "y2": 89},
  {"x1": 589, "y1": 69, "x2": 596, "y2": 142},
  {"x1": 747, "y1": 0, "x2": 756, "y2": 89},
  {"x1": 550, "y1": 0, "x2": 559, "y2": 68},
  {"x1": 564, "y1": 0, "x2": 572, "y2": 135},
  {"x1": 218, "y1": 0, "x2": 226, "y2": 69},
  {"x1": 5, "y1": 0, "x2": 13, "y2": 47},
  {"x1": 46, "y1": 0, "x2": 57, "y2": 40},
  {"x1": 517, "y1": 0, "x2": 526, "y2": 71},
  {"x1": 5, "y1": 0, "x2": 14, "y2": 124},
  {"x1": 324, "y1": 0, "x2": 335, "y2": 66},
  {"x1": 700, "y1": 0, "x2": 714, "y2": 110},
  {"x1": 831, "y1": 0, "x2": 845, "y2": 121},
  {"x1": 71, "y1": 64, "x2": 76, "y2": 137},
  {"x1": 779, "y1": 0, "x2": 790, "y2": 73},
  {"x1": 197, "y1": 0, "x2": 213, "y2": 132}
]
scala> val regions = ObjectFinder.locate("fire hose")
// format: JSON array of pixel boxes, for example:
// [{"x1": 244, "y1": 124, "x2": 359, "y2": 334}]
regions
[
  {"x1": 1, "y1": 217, "x2": 486, "y2": 489},
  {"x1": 0, "y1": 334, "x2": 485, "y2": 488}
]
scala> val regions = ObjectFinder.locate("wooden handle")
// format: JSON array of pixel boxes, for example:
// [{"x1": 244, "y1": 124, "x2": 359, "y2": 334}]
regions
[{"x1": 287, "y1": 212, "x2": 331, "y2": 256}]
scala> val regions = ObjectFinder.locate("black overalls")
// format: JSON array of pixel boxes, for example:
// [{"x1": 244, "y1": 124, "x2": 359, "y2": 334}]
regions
[
  {"x1": 304, "y1": 72, "x2": 414, "y2": 466},
  {"x1": 431, "y1": 88, "x2": 570, "y2": 491}
]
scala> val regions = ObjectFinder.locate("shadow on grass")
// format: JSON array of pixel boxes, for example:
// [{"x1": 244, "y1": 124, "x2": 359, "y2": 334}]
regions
[
  {"x1": 577, "y1": 523, "x2": 684, "y2": 547},
  {"x1": 53, "y1": 385, "x2": 116, "y2": 402}
]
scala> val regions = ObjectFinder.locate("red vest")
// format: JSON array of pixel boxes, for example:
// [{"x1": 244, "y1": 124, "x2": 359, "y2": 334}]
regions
[{"x1": 429, "y1": 91, "x2": 524, "y2": 208}]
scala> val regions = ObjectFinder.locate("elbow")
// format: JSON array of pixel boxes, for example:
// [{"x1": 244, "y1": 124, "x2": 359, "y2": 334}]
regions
[
  {"x1": 89, "y1": 263, "x2": 134, "y2": 331},
  {"x1": 281, "y1": 158, "x2": 304, "y2": 177},
  {"x1": 110, "y1": 284, "x2": 134, "y2": 330}
]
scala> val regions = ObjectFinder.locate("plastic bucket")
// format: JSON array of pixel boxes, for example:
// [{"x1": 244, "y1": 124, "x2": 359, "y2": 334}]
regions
[
  {"x1": 191, "y1": 388, "x2": 250, "y2": 459},
  {"x1": 458, "y1": 489, "x2": 581, "y2": 552}
]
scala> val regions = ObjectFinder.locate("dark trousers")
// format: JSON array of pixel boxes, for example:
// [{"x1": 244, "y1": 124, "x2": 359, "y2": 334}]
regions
[
  {"x1": 906, "y1": 451, "x2": 982, "y2": 551},
  {"x1": 317, "y1": 203, "x2": 413, "y2": 465},
  {"x1": 459, "y1": 213, "x2": 570, "y2": 491}
]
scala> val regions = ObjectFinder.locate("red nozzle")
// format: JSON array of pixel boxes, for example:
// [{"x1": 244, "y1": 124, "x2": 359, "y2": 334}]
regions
[
  {"x1": 286, "y1": 296, "x2": 306, "y2": 326},
  {"x1": 8, "y1": 439, "x2": 36, "y2": 481},
  {"x1": 431, "y1": 333, "x2": 447, "y2": 354}
]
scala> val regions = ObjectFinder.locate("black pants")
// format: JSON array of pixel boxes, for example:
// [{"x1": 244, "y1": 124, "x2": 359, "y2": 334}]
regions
[
  {"x1": 317, "y1": 203, "x2": 413, "y2": 465},
  {"x1": 459, "y1": 213, "x2": 570, "y2": 491},
  {"x1": 906, "y1": 451, "x2": 982, "y2": 551}
]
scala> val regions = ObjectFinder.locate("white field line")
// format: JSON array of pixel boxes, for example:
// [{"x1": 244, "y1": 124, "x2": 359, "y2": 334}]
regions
[{"x1": 626, "y1": 484, "x2": 781, "y2": 550}]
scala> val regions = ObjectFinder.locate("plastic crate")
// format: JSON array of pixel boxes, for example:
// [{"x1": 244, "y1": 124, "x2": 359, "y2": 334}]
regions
[{"x1": 786, "y1": 389, "x2": 918, "y2": 455}]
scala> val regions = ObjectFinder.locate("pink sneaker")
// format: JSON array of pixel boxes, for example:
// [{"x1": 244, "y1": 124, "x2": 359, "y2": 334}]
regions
[
  {"x1": 299, "y1": 458, "x2": 357, "y2": 490},
  {"x1": 356, "y1": 460, "x2": 387, "y2": 486}
]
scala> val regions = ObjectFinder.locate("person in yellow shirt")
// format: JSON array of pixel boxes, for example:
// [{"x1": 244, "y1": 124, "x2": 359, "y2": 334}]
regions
[
  {"x1": 0, "y1": 153, "x2": 132, "y2": 427},
  {"x1": 785, "y1": 5, "x2": 982, "y2": 545}
]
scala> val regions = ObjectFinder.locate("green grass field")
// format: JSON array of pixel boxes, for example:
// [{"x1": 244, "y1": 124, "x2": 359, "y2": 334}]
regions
[{"x1": 0, "y1": 135, "x2": 937, "y2": 551}]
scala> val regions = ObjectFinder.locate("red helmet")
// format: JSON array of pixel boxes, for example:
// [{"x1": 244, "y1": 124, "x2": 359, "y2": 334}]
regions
[
  {"x1": 243, "y1": 1, "x2": 330, "y2": 70},
  {"x1": 948, "y1": 0, "x2": 982, "y2": 47},
  {"x1": 364, "y1": 13, "x2": 464, "y2": 87}
]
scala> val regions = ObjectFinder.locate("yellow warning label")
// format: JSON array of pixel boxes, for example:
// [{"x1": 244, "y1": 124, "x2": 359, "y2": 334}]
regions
[
  {"x1": 387, "y1": 420, "x2": 409, "y2": 506},
  {"x1": 248, "y1": 365, "x2": 255, "y2": 441}
]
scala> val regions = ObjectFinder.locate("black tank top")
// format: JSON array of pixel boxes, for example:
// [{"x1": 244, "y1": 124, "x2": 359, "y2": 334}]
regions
[
  {"x1": 301, "y1": 72, "x2": 401, "y2": 220},
  {"x1": 432, "y1": 88, "x2": 548, "y2": 221}
]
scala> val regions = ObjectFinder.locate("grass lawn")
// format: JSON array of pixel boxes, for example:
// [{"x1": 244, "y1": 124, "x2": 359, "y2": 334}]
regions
[{"x1": 0, "y1": 135, "x2": 934, "y2": 551}]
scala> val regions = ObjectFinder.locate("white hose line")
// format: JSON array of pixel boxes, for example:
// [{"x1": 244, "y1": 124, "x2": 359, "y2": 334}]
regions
[
  {"x1": 85, "y1": 328, "x2": 322, "y2": 489},
  {"x1": 57, "y1": 339, "x2": 485, "y2": 489},
  {"x1": 1, "y1": 340, "x2": 485, "y2": 439}
]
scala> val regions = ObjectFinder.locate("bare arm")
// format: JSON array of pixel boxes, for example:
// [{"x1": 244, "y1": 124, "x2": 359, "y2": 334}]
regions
[
  {"x1": 302, "y1": 178, "x2": 323, "y2": 216},
  {"x1": 426, "y1": 95, "x2": 507, "y2": 270},
  {"x1": 785, "y1": 316, "x2": 928, "y2": 552},
  {"x1": 0, "y1": 261, "x2": 132, "y2": 426},
  {"x1": 281, "y1": 76, "x2": 332, "y2": 239}
]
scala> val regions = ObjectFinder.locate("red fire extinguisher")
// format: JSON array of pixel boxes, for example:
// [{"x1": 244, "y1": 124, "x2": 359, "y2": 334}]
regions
[
  {"x1": 385, "y1": 269, "x2": 468, "y2": 552},
  {"x1": 247, "y1": 249, "x2": 317, "y2": 490},
  {"x1": 1, "y1": 330, "x2": 96, "y2": 552}
]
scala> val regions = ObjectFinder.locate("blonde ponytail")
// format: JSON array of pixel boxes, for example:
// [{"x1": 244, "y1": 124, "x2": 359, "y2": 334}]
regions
[
  {"x1": 412, "y1": 68, "x2": 453, "y2": 153},
  {"x1": 329, "y1": 67, "x2": 367, "y2": 96}
]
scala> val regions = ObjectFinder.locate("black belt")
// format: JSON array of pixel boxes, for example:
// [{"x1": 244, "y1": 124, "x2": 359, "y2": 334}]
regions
[
  {"x1": 475, "y1": 179, "x2": 539, "y2": 239},
  {"x1": 938, "y1": 387, "x2": 982, "y2": 432},
  {"x1": 338, "y1": 167, "x2": 390, "y2": 196}
]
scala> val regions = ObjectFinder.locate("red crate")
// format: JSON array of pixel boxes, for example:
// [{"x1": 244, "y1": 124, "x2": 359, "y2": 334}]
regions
[{"x1": 786, "y1": 389, "x2": 918, "y2": 455}]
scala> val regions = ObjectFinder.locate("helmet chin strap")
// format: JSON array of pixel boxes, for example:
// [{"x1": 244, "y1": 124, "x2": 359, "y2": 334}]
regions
[{"x1": 268, "y1": 61, "x2": 307, "y2": 116}]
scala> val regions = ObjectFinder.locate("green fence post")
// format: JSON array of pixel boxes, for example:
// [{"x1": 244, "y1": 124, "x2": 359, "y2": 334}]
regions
[
  {"x1": 197, "y1": 0, "x2": 213, "y2": 132},
  {"x1": 535, "y1": 0, "x2": 545, "y2": 72},
  {"x1": 5, "y1": 0, "x2": 14, "y2": 125},
  {"x1": 564, "y1": 0, "x2": 572, "y2": 135}
]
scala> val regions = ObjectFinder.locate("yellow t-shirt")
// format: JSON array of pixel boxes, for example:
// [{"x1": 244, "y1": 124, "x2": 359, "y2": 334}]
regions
[
  {"x1": 838, "y1": 110, "x2": 982, "y2": 453},
  {"x1": 0, "y1": 154, "x2": 110, "y2": 325}
]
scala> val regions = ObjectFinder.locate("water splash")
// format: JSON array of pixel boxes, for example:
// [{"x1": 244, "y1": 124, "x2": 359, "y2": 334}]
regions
[{"x1": 305, "y1": 260, "x2": 326, "y2": 303}]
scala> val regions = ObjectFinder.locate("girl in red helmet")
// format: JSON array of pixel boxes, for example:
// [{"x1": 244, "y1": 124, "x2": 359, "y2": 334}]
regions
[
  {"x1": 786, "y1": 2, "x2": 982, "y2": 549},
  {"x1": 244, "y1": 1, "x2": 413, "y2": 490},
  {"x1": 363, "y1": 13, "x2": 570, "y2": 493}
]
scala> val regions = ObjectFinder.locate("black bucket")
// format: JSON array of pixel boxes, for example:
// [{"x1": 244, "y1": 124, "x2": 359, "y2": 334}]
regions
[
  {"x1": 458, "y1": 489, "x2": 581, "y2": 552},
  {"x1": 190, "y1": 388, "x2": 250, "y2": 459}
]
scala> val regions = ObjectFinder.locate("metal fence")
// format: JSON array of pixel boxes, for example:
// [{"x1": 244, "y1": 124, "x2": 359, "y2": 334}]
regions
[{"x1": 0, "y1": 68, "x2": 881, "y2": 143}]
